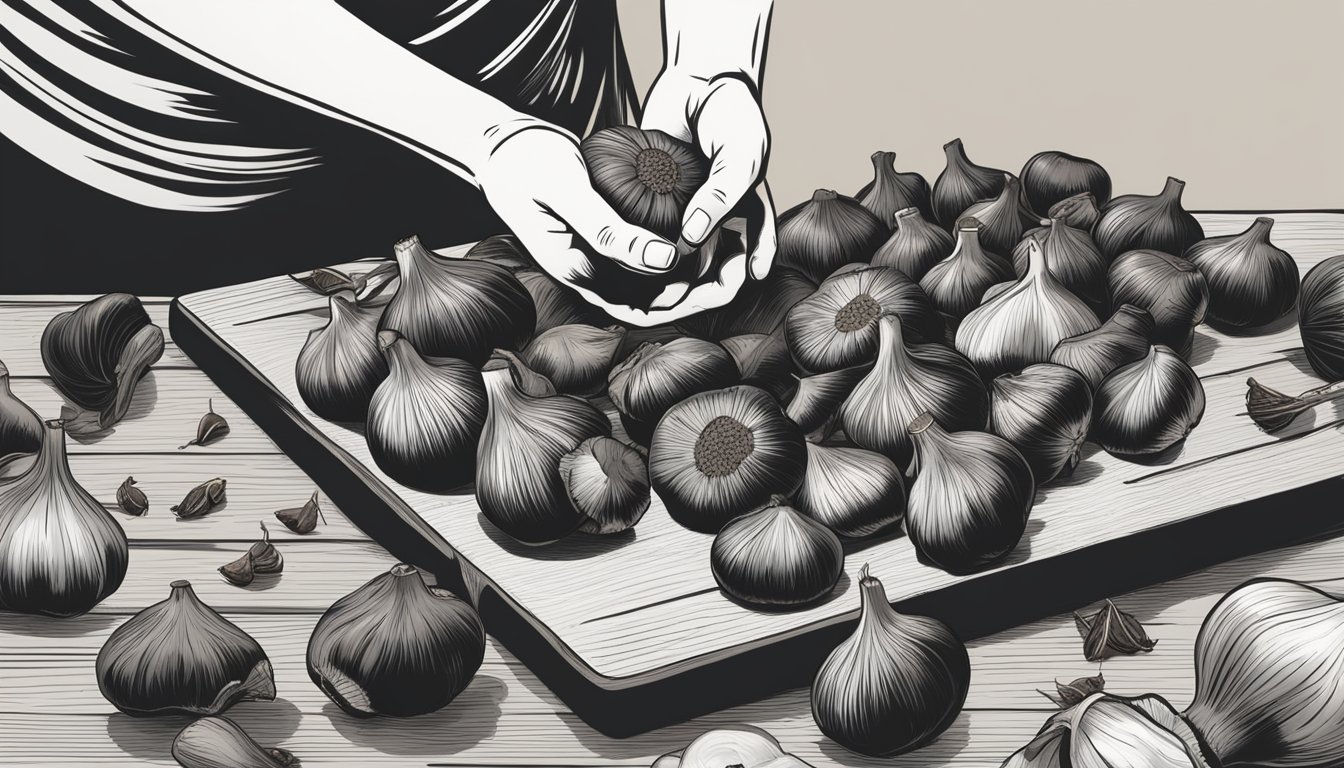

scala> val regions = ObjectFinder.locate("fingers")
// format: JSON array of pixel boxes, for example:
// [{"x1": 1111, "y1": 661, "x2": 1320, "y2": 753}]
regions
[
  {"x1": 747, "y1": 182, "x2": 777, "y2": 281},
  {"x1": 680, "y1": 80, "x2": 769, "y2": 247},
  {"x1": 556, "y1": 187, "x2": 678, "y2": 274}
]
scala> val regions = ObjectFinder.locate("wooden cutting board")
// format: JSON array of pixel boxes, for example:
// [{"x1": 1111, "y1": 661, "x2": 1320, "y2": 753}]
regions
[{"x1": 170, "y1": 211, "x2": 1344, "y2": 737}]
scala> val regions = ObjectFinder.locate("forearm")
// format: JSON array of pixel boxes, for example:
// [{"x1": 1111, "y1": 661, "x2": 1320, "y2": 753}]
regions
[
  {"x1": 102, "y1": 0, "x2": 548, "y2": 185},
  {"x1": 661, "y1": 0, "x2": 773, "y2": 86}
]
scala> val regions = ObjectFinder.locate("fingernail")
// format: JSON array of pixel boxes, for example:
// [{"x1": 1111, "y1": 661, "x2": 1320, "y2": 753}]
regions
[
  {"x1": 682, "y1": 209, "x2": 712, "y2": 244},
  {"x1": 643, "y1": 241, "x2": 676, "y2": 270}
]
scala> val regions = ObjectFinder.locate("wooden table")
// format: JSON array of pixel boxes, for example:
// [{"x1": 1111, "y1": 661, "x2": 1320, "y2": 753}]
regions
[{"x1": 3, "y1": 219, "x2": 1343, "y2": 766}]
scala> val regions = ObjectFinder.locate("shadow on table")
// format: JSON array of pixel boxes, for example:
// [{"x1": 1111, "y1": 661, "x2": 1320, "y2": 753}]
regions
[
  {"x1": 106, "y1": 697, "x2": 301, "y2": 762},
  {"x1": 0, "y1": 612, "x2": 119, "y2": 638},
  {"x1": 60, "y1": 372, "x2": 160, "y2": 444},
  {"x1": 324, "y1": 673, "x2": 507, "y2": 756}
]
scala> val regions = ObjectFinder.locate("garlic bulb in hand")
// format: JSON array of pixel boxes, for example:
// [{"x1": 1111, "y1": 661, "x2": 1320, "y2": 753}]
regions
[
  {"x1": 172, "y1": 716, "x2": 296, "y2": 768},
  {"x1": 295, "y1": 291, "x2": 388, "y2": 422},
  {"x1": 1012, "y1": 218, "x2": 1108, "y2": 317},
  {"x1": 308, "y1": 564, "x2": 485, "y2": 717},
  {"x1": 650, "y1": 386, "x2": 807, "y2": 533},
  {"x1": 366, "y1": 330, "x2": 486, "y2": 493},
  {"x1": 1050, "y1": 304, "x2": 1154, "y2": 389},
  {"x1": 0, "y1": 359, "x2": 42, "y2": 469},
  {"x1": 776, "y1": 189, "x2": 888, "y2": 281},
  {"x1": 989, "y1": 364, "x2": 1093, "y2": 484},
  {"x1": 379, "y1": 234, "x2": 535, "y2": 365},
  {"x1": 711, "y1": 495, "x2": 844, "y2": 609},
  {"x1": 906, "y1": 413, "x2": 1035, "y2": 573},
  {"x1": 1299, "y1": 254, "x2": 1344, "y2": 380},
  {"x1": 561, "y1": 436, "x2": 650, "y2": 534},
  {"x1": 841, "y1": 314, "x2": 989, "y2": 468},
  {"x1": 1108, "y1": 249, "x2": 1209, "y2": 358},
  {"x1": 1019, "y1": 150, "x2": 1112, "y2": 216},
  {"x1": 1095, "y1": 177, "x2": 1205, "y2": 261},
  {"x1": 607, "y1": 338, "x2": 739, "y2": 445},
  {"x1": 97, "y1": 580, "x2": 275, "y2": 716},
  {"x1": 0, "y1": 419, "x2": 128, "y2": 616},
  {"x1": 795, "y1": 443, "x2": 905, "y2": 538},
  {"x1": 1185, "y1": 217, "x2": 1299, "y2": 330},
  {"x1": 786, "y1": 264, "x2": 943, "y2": 373},
  {"x1": 871, "y1": 206, "x2": 956, "y2": 281},
  {"x1": 1047, "y1": 192, "x2": 1102, "y2": 232},
  {"x1": 919, "y1": 217, "x2": 1015, "y2": 324},
  {"x1": 811, "y1": 565, "x2": 971, "y2": 756},
  {"x1": 932, "y1": 137, "x2": 1010, "y2": 228},
  {"x1": 1092, "y1": 345, "x2": 1205, "y2": 457},
  {"x1": 960, "y1": 175, "x2": 1037, "y2": 256},
  {"x1": 856, "y1": 151, "x2": 934, "y2": 227},
  {"x1": 957, "y1": 237, "x2": 1100, "y2": 380},
  {"x1": 522, "y1": 324, "x2": 626, "y2": 396}
]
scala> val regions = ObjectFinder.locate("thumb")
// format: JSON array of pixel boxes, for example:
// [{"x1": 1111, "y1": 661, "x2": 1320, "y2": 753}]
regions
[
  {"x1": 679, "y1": 144, "x2": 765, "y2": 248},
  {"x1": 558, "y1": 189, "x2": 679, "y2": 274}
]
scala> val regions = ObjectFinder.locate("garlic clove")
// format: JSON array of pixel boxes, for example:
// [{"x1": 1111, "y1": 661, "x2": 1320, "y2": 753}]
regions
[
  {"x1": 786, "y1": 264, "x2": 943, "y2": 374},
  {"x1": 957, "y1": 237, "x2": 1100, "y2": 380},
  {"x1": 97, "y1": 579, "x2": 275, "y2": 715},
  {"x1": 1002, "y1": 694, "x2": 1209, "y2": 768},
  {"x1": 607, "y1": 337, "x2": 740, "y2": 445},
  {"x1": 295, "y1": 291, "x2": 389, "y2": 423},
  {"x1": 1108, "y1": 249, "x2": 1209, "y2": 358},
  {"x1": 906, "y1": 413, "x2": 1034, "y2": 573},
  {"x1": 675, "y1": 266, "x2": 817, "y2": 340},
  {"x1": 649, "y1": 385, "x2": 807, "y2": 534},
  {"x1": 1074, "y1": 599, "x2": 1157, "y2": 661},
  {"x1": 1012, "y1": 218, "x2": 1109, "y2": 318},
  {"x1": 794, "y1": 443, "x2": 905, "y2": 538},
  {"x1": 1038, "y1": 672, "x2": 1105, "y2": 709},
  {"x1": 1299, "y1": 254, "x2": 1344, "y2": 380},
  {"x1": 247, "y1": 522, "x2": 283, "y2": 574},
  {"x1": 960, "y1": 175, "x2": 1038, "y2": 256},
  {"x1": 219, "y1": 551, "x2": 256, "y2": 587},
  {"x1": 172, "y1": 716, "x2": 296, "y2": 768},
  {"x1": 179, "y1": 399, "x2": 231, "y2": 449},
  {"x1": 665, "y1": 725, "x2": 792, "y2": 768},
  {"x1": 711, "y1": 495, "x2": 844, "y2": 609},
  {"x1": 1046, "y1": 191, "x2": 1102, "y2": 233},
  {"x1": 561, "y1": 436, "x2": 650, "y2": 535},
  {"x1": 307, "y1": 564, "x2": 485, "y2": 717},
  {"x1": 1095, "y1": 177, "x2": 1205, "y2": 261},
  {"x1": 274, "y1": 490, "x2": 326, "y2": 534},
  {"x1": 721, "y1": 332, "x2": 796, "y2": 403},
  {"x1": 1186, "y1": 217, "x2": 1300, "y2": 330},
  {"x1": 988, "y1": 364, "x2": 1093, "y2": 485},
  {"x1": 932, "y1": 138, "x2": 1011, "y2": 229},
  {"x1": 1019, "y1": 150, "x2": 1112, "y2": 216},
  {"x1": 0, "y1": 360, "x2": 43, "y2": 469},
  {"x1": 522, "y1": 324, "x2": 627, "y2": 396},
  {"x1": 784, "y1": 362, "x2": 872, "y2": 442},
  {"x1": 172, "y1": 477, "x2": 228, "y2": 519},
  {"x1": 856, "y1": 151, "x2": 934, "y2": 228},
  {"x1": 1092, "y1": 345, "x2": 1205, "y2": 457},
  {"x1": 776, "y1": 189, "x2": 888, "y2": 282},
  {"x1": 115, "y1": 475, "x2": 149, "y2": 516},
  {"x1": 919, "y1": 216, "x2": 1016, "y2": 325},
  {"x1": 1049, "y1": 304, "x2": 1154, "y2": 389}
]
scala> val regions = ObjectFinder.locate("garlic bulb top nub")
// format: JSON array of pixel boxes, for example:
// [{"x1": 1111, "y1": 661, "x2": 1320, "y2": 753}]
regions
[
  {"x1": 776, "y1": 189, "x2": 888, "y2": 282},
  {"x1": 1095, "y1": 176, "x2": 1205, "y2": 261},
  {"x1": 1185, "y1": 217, "x2": 1300, "y2": 330},
  {"x1": 919, "y1": 216, "x2": 1015, "y2": 323},
  {"x1": 932, "y1": 137, "x2": 1009, "y2": 228},
  {"x1": 871, "y1": 206, "x2": 956, "y2": 282},
  {"x1": 856, "y1": 150, "x2": 934, "y2": 227}
]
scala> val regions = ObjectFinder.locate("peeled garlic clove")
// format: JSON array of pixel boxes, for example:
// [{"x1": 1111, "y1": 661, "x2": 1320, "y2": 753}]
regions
[
  {"x1": 1108, "y1": 249, "x2": 1209, "y2": 358},
  {"x1": 1012, "y1": 218, "x2": 1109, "y2": 317},
  {"x1": 307, "y1": 564, "x2": 485, "y2": 717},
  {"x1": 366, "y1": 330, "x2": 486, "y2": 493},
  {"x1": 1186, "y1": 217, "x2": 1300, "y2": 330},
  {"x1": 608, "y1": 338, "x2": 739, "y2": 444},
  {"x1": 1095, "y1": 177, "x2": 1205, "y2": 261},
  {"x1": 1047, "y1": 191, "x2": 1102, "y2": 232},
  {"x1": 721, "y1": 332, "x2": 796, "y2": 402},
  {"x1": 784, "y1": 362, "x2": 872, "y2": 441},
  {"x1": 521, "y1": 324, "x2": 626, "y2": 396},
  {"x1": 811, "y1": 565, "x2": 971, "y2": 756},
  {"x1": 172, "y1": 477, "x2": 227, "y2": 519},
  {"x1": 0, "y1": 360, "x2": 43, "y2": 468},
  {"x1": 1183, "y1": 579, "x2": 1344, "y2": 767},
  {"x1": 932, "y1": 138, "x2": 1010, "y2": 228},
  {"x1": 295, "y1": 291, "x2": 389, "y2": 422},
  {"x1": 786, "y1": 264, "x2": 944, "y2": 373},
  {"x1": 919, "y1": 216, "x2": 1016, "y2": 324},
  {"x1": 675, "y1": 266, "x2": 817, "y2": 340},
  {"x1": 711, "y1": 495, "x2": 844, "y2": 608},
  {"x1": 172, "y1": 716, "x2": 295, "y2": 768},
  {"x1": 960, "y1": 175, "x2": 1037, "y2": 256},
  {"x1": 561, "y1": 436, "x2": 650, "y2": 535},
  {"x1": 906, "y1": 413, "x2": 1034, "y2": 573},
  {"x1": 957, "y1": 237, "x2": 1100, "y2": 380},
  {"x1": 871, "y1": 206, "x2": 956, "y2": 282},
  {"x1": 379, "y1": 234, "x2": 535, "y2": 365},
  {"x1": 988, "y1": 364, "x2": 1093, "y2": 485},
  {"x1": 665, "y1": 725, "x2": 794, "y2": 768},
  {"x1": 97, "y1": 580, "x2": 275, "y2": 715},
  {"x1": 1299, "y1": 254, "x2": 1344, "y2": 380},
  {"x1": 478, "y1": 351, "x2": 612, "y2": 544},
  {"x1": 856, "y1": 151, "x2": 934, "y2": 228},
  {"x1": 1019, "y1": 150, "x2": 1112, "y2": 216},
  {"x1": 0, "y1": 419, "x2": 129, "y2": 616},
  {"x1": 1092, "y1": 345, "x2": 1206, "y2": 457},
  {"x1": 514, "y1": 268, "x2": 606, "y2": 335},
  {"x1": 1050, "y1": 304, "x2": 1155, "y2": 389},
  {"x1": 650, "y1": 385, "x2": 807, "y2": 533},
  {"x1": 795, "y1": 443, "x2": 905, "y2": 538},
  {"x1": 841, "y1": 314, "x2": 989, "y2": 468},
  {"x1": 776, "y1": 189, "x2": 888, "y2": 282},
  {"x1": 115, "y1": 476, "x2": 149, "y2": 516}
]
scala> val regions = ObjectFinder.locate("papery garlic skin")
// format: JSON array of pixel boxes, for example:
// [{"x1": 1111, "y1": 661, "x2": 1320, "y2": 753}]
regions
[
  {"x1": 1047, "y1": 192, "x2": 1102, "y2": 233},
  {"x1": 721, "y1": 333, "x2": 796, "y2": 403},
  {"x1": 960, "y1": 175, "x2": 1036, "y2": 256},
  {"x1": 1095, "y1": 177, "x2": 1205, "y2": 261},
  {"x1": 1019, "y1": 150, "x2": 1112, "y2": 216},
  {"x1": 988, "y1": 364, "x2": 1093, "y2": 485},
  {"x1": 784, "y1": 363, "x2": 871, "y2": 442},
  {"x1": 1186, "y1": 217, "x2": 1300, "y2": 330},
  {"x1": 607, "y1": 338, "x2": 739, "y2": 445},
  {"x1": 1092, "y1": 345, "x2": 1205, "y2": 457},
  {"x1": 711, "y1": 497, "x2": 844, "y2": 608},
  {"x1": 1001, "y1": 693, "x2": 1209, "y2": 768},
  {"x1": 561, "y1": 436, "x2": 650, "y2": 535},
  {"x1": 776, "y1": 189, "x2": 888, "y2": 282},
  {"x1": 857, "y1": 151, "x2": 934, "y2": 227},
  {"x1": 1050, "y1": 304, "x2": 1155, "y2": 389},
  {"x1": 1108, "y1": 249, "x2": 1209, "y2": 357},
  {"x1": 932, "y1": 138, "x2": 1009, "y2": 228},
  {"x1": 295, "y1": 292, "x2": 388, "y2": 422},
  {"x1": 919, "y1": 217, "x2": 1015, "y2": 324},
  {"x1": 522, "y1": 324, "x2": 626, "y2": 396},
  {"x1": 871, "y1": 207, "x2": 956, "y2": 282},
  {"x1": 1184, "y1": 579, "x2": 1344, "y2": 768},
  {"x1": 172, "y1": 716, "x2": 294, "y2": 768},
  {"x1": 1012, "y1": 218, "x2": 1109, "y2": 317},
  {"x1": 795, "y1": 443, "x2": 905, "y2": 538}
]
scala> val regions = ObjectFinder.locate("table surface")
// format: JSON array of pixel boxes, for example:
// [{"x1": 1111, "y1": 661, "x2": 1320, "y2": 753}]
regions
[{"x1": 3, "y1": 214, "x2": 1344, "y2": 767}]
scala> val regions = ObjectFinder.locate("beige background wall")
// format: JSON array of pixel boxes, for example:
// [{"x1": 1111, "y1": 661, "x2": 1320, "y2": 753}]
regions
[{"x1": 617, "y1": 0, "x2": 1344, "y2": 212}]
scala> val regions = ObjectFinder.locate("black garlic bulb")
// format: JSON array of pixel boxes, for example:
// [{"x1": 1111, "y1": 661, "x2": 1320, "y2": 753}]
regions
[
  {"x1": 988, "y1": 364, "x2": 1093, "y2": 484},
  {"x1": 172, "y1": 716, "x2": 296, "y2": 768},
  {"x1": 97, "y1": 580, "x2": 275, "y2": 716},
  {"x1": 295, "y1": 292, "x2": 388, "y2": 422},
  {"x1": 1020, "y1": 150, "x2": 1112, "y2": 216},
  {"x1": 776, "y1": 189, "x2": 888, "y2": 282},
  {"x1": 0, "y1": 359, "x2": 42, "y2": 469},
  {"x1": 784, "y1": 362, "x2": 872, "y2": 442},
  {"x1": 1050, "y1": 304, "x2": 1155, "y2": 389},
  {"x1": 607, "y1": 337, "x2": 739, "y2": 445},
  {"x1": 522, "y1": 324, "x2": 626, "y2": 396},
  {"x1": 960, "y1": 174, "x2": 1037, "y2": 256},
  {"x1": 40, "y1": 293, "x2": 164, "y2": 430},
  {"x1": 811, "y1": 565, "x2": 970, "y2": 756},
  {"x1": 649, "y1": 385, "x2": 807, "y2": 534},
  {"x1": 1047, "y1": 191, "x2": 1103, "y2": 232},
  {"x1": 931, "y1": 137, "x2": 1010, "y2": 228},
  {"x1": 841, "y1": 314, "x2": 989, "y2": 468},
  {"x1": 515, "y1": 268, "x2": 607, "y2": 335},
  {"x1": 906, "y1": 413, "x2": 1035, "y2": 573},
  {"x1": 307, "y1": 564, "x2": 485, "y2": 717},
  {"x1": 1108, "y1": 249, "x2": 1209, "y2": 358},
  {"x1": 1012, "y1": 217, "x2": 1109, "y2": 317},
  {"x1": 561, "y1": 436, "x2": 650, "y2": 535},
  {"x1": 1092, "y1": 345, "x2": 1206, "y2": 457},
  {"x1": 721, "y1": 332, "x2": 796, "y2": 402},
  {"x1": 581, "y1": 125, "x2": 707, "y2": 242},
  {"x1": 379, "y1": 234, "x2": 535, "y2": 365},
  {"x1": 1095, "y1": 177, "x2": 1205, "y2": 261},
  {"x1": 786, "y1": 264, "x2": 944, "y2": 373},
  {"x1": 1299, "y1": 254, "x2": 1344, "y2": 380},
  {"x1": 675, "y1": 266, "x2": 817, "y2": 340},
  {"x1": 795, "y1": 443, "x2": 905, "y2": 538},
  {"x1": 711, "y1": 495, "x2": 844, "y2": 609},
  {"x1": 856, "y1": 151, "x2": 934, "y2": 227},
  {"x1": 1185, "y1": 217, "x2": 1300, "y2": 330},
  {"x1": 871, "y1": 206, "x2": 956, "y2": 281},
  {"x1": 464, "y1": 233, "x2": 535, "y2": 271},
  {"x1": 478, "y1": 351, "x2": 611, "y2": 544},
  {"x1": 919, "y1": 216, "x2": 1015, "y2": 325},
  {"x1": 366, "y1": 330, "x2": 486, "y2": 493}
]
